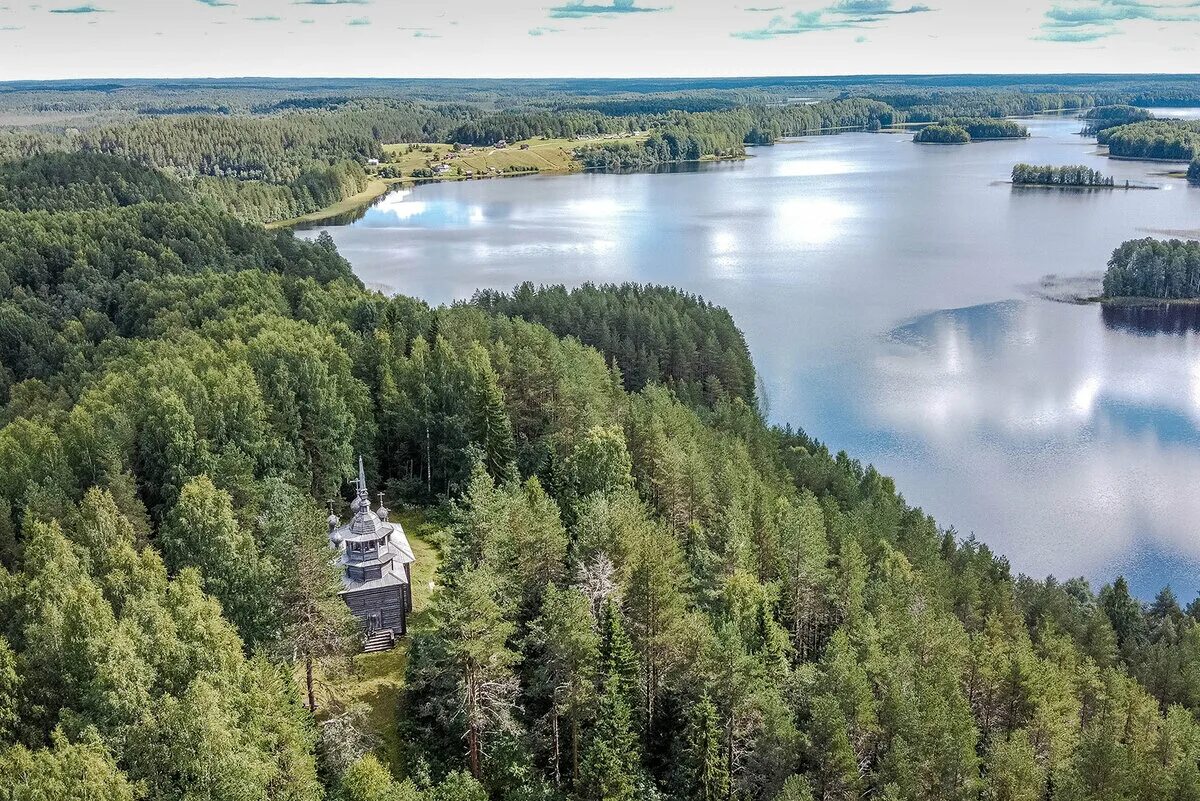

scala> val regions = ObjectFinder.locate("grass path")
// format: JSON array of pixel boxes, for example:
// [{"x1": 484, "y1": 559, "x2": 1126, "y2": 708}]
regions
[
  {"x1": 265, "y1": 178, "x2": 399, "y2": 230},
  {"x1": 313, "y1": 509, "x2": 442, "y2": 776}
]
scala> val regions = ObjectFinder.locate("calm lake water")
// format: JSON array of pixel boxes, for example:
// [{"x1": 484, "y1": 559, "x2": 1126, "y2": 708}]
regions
[{"x1": 301, "y1": 113, "x2": 1200, "y2": 598}]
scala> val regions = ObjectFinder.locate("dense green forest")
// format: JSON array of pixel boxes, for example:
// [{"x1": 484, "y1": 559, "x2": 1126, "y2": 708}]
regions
[
  {"x1": 1098, "y1": 120, "x2": 1200, "y2": 161},
  {"x1": 6, "y1": 148, "x2": 1200, "y2": 801},
  {"x1": 942, "y1": 118, "x2": 1030, "y2": 140},
  {"x1": 1081, "y1": 105, "x2": 1153, "y2": 136},
  {"x1": 1102, "y1": 238, "x2": 1200, "y2": 299},
  {"x1": 910, "y1": 115, "x2": 1033, "y2": 144},
  {"x1": 855, "y1": 89, "x2": 1097, "y2": 122},
  {"x1": 1011, "y1": 164, "x2": 1115, "y2": 187},
  {"x1": 471, "y1": 282, "x2": 757, "y2": 408},
  {"x1": 573, "y1": 99, "x2": 899, "y2": 169},
  {"x1": 913, "y1": 123, "x2": 971, "y2": 144}
]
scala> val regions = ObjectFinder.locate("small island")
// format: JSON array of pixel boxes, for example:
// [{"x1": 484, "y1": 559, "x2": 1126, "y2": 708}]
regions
[
  {"x1": 914, "y1": 117, "x2": 1030, "y2": 144},
  {"x1": 1190, "y1": 158, "x2": 1199, "y2": 184},
  {"x1": 1102, "y1": 238, "x2": 1200, "y2": 300},
  {"x1": 913, "y1": 122, "x2": 970, "y2": 144},
  {"x1": 1011, "y1": 163, "x2": 1115, "y2": 187}
]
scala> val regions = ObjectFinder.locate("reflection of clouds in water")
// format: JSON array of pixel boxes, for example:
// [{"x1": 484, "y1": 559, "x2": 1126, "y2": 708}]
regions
[
  {"x1": 869, "y1": 299, "x2": 1200, "y2": 589},
  {"x1": 772, "y1": 157, "x2": 857, "y2": 178},
  {"x1": 360, "y1": 189, "x2": 478, "y2": 229},
  {"x1": 773, "y1": 197, "x2": 854, "y2": 247}
]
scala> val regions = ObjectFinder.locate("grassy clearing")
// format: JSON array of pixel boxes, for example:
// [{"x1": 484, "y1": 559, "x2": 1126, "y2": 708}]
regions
[
  {"x1": 268, "y1": 134, "x2": 648, "y2": 229},
  {"x1": 311, "y1": 508, "x2": 443, "y2": 776},
  {"x1": 381, "y1": 134, "x2": 647, "y2": 178},
  {"x1": 265, "y1": 177, "x2": 399, "y2": 230}
]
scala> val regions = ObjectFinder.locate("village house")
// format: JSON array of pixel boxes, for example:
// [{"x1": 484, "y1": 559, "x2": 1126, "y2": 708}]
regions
[{"x1": 328, "y1": 458, "x2": 415, "y2": 652}]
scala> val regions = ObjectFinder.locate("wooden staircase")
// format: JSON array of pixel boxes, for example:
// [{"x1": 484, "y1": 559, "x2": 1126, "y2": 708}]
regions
[{"x1": 363, "y1": 628, "x2": 396, "y2": 653}]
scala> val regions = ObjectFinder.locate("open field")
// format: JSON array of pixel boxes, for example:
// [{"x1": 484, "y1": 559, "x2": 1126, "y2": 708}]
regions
[
  {"x1": 309, "y1": 509, "x2": 443, "y2": 776},
  {"x1": 271, "y1": 135, "x2": 648, "y2": 227},
  {"x1": 381, "y1": 134, "x2": 647, "y2": 178}
]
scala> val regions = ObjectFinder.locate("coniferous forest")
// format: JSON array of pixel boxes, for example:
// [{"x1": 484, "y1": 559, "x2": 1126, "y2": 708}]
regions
[
  {"x1": 1012, "y1": 164, "x2": 1115, "y2": 187},
  {"x1": 1103, "y1": 238, "x2": 1200, "y2": 299},
  {"x1": 3, "y1": 77, "x2": 1200, "y2": 801}
]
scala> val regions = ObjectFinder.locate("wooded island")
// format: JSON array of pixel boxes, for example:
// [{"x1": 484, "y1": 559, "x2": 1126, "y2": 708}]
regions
[
  {"x1": 1012, "y1": 163, "x2": 1115, "y2": 187},
  {"x1": 1103, "y1": 238, "x2": 1200, "y2": 300}
]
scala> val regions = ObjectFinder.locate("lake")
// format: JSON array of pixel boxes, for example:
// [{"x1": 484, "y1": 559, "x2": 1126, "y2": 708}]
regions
[{"x1": 301, "y1": 114, "x2": 1200, "y2": 598}]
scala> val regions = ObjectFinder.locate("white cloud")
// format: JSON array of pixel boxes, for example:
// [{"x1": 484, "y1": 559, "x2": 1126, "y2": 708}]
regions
[{"x1": 0, "y1": 0, "x2": 1195, "y2": 78}]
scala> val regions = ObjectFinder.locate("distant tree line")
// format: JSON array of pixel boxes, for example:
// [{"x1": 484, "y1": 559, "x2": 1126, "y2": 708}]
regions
[
  {"x1": 576, "y1": 99, "x2": 901, "y2": 168},
  {"x1": 1012, "y1": 163, "x2": 1115, "y2": 187},
  {"x1": 1103, "y1": 238, "x2": 1200, "y2": 299},
  {"x1": 857, "y1": 89, "x2": 1100, "y2": 121}
]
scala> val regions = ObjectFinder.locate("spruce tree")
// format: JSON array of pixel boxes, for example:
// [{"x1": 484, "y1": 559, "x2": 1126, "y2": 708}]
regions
[
  {"x1": 598, "y1": 597, "x2": 641, "y2": 722},
  {"x1": 580, "y1": 673, "x2": 640, "y2": 801},
  {"x1": 678, "y1": 694, "x2": 729, "y2": 801},
  {"x1": 466, "y1": 345, "x2": 516, "y2": 483}
]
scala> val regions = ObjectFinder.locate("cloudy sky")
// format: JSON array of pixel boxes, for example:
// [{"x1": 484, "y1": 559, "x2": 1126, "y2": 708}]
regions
[{"x1": 0, "y1": 0, "x2": 1196, "y2": 79}]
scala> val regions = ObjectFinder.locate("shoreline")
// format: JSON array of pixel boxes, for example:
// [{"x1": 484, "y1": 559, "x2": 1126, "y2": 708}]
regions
[
  {"x1": 269, "y1": 151, "x2": 746, "y2": 229},
  {"x1": 1011, "y1": 181, "x2": 1158, "y2": 190},
  {"x1": 266, "y1": 178, "x2": 400, "y2": 229},
  {"x1": 1105, "y1": 153, "x2": 1195, "y2": 164}
]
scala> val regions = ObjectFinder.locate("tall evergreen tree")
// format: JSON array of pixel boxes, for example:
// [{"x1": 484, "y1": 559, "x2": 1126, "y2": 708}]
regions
[
  {"x1": 677, "y1": 694, "x2": 729, "y2": 801},
  {"x1": 580, "y1": 674, "x2": 641, "y2": 801}
]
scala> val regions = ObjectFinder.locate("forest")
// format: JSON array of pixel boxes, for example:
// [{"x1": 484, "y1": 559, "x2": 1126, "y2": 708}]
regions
[
  {"x1": 1102, "y1": 238, "x2": 1200, "y2": 299},
  {"x1": 912, "y1": 123, "x2": 971, "y2": 144},
  {"x1": 0, "y1": 78, "x2": 1109, "y2": 224},
  {"x1": 1011, "y1": 164, "x2": 1115, "y2": 187},
  {"x1": 942, "y1": 118, "x2": 1030, "y2": 140},
  {"x1": 1081, "y1": 105, "x2": 1153, "y2": 136},
  {"x1": 1097, "y1": 119, "x2": 1200, "y2": 161},
  {"x1": 6, "y1": 145, "x2": 1200, "y2": 801}
]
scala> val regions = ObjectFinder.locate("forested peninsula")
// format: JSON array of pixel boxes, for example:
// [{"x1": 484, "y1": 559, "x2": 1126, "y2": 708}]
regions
[
  {"x1": 1098, "y1": 119, "x2": 1200, "y2": 161},
  {"x1": 7, "y1": 138, "x2": 1200, "y2": 801}
]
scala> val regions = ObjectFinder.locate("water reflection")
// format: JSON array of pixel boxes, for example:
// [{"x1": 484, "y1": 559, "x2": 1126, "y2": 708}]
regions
[
  {"x1": 870, "y1": 299, "x2": 1200, "y2": 596},
  {"x1": 1103, "y1": 302, "x2": 1200, "y2": 336}
]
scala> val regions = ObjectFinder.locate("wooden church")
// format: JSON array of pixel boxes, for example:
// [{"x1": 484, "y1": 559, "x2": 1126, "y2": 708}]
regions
[{"x1": 328, "y1": 458, "x2": 415, "y2": 652}]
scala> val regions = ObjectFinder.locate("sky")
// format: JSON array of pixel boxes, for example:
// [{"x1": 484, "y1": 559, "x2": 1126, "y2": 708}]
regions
[{"x1": 0, "y1": 0, "x2": 1197, "y2": 80}]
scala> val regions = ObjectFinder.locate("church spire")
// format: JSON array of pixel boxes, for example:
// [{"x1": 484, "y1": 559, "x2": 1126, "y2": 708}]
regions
[{"x1": 357, "y1": 455, "x2": 369, "y2": 504}]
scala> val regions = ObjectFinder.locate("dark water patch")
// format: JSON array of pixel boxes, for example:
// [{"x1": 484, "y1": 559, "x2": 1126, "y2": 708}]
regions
[{"x1": 1102, "y1": 302, "x2": 1200, "y2": 336}]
